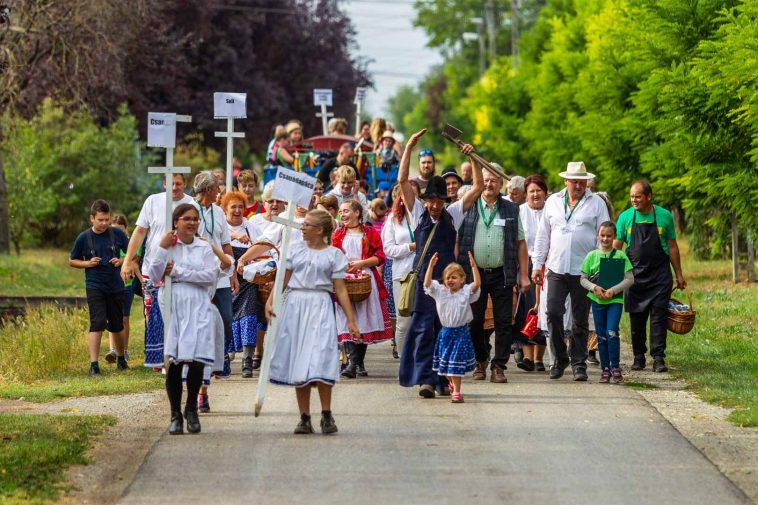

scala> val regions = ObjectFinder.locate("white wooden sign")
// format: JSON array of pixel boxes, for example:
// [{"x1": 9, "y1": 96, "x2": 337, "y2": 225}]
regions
[
  {"x1": 313, "y1": 88, "x2": 333, "y2": 107},
  {"x1": 271, "y1": 167, "x2": 316, "y2": 209},
  {"x1": 354, "y1": 87, "x2": 367, "y2": 105},
  {"x1": 213, "y1": 92, "x2": 247, "y2": 119},
  {"x1": 147, "y1": 113, "x2": 177, "y2": 149}
]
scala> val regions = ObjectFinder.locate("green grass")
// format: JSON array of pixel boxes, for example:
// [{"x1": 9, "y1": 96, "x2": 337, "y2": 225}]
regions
[
  {"x1": 0, "y1": 413, "x2": 116, "y2": 504},
  {"x1": 620, "y1": 241, "x2": 758, "y2": 426},
  {"x1": 0, "y1": 249, "x2": 85, "y2": 296},
  {"x1": 0, "y1": 300, "x2": 163, "y2": 402}
]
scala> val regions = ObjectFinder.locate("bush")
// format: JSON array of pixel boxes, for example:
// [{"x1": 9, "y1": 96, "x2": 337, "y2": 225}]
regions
[{"x1": 0, "y1": 305, "x2": 90, "y2": 382}]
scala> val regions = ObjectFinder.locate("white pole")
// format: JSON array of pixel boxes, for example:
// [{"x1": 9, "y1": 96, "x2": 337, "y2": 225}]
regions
[
  {"x1": 162, "y1": 148, "x2": 174, "y2": 346},
  {"x1": 355, "y1": 101, "x2": 362, "y2": 136},
  {"x1": 255, "y1": 201, "x2": 296, "y2": 417},
  {"x1": 320, "y1": 104, "x2": 329, "y2": 136},
  {"x1": 225, "y1": 118, "x2": 234, "y2": 191}
]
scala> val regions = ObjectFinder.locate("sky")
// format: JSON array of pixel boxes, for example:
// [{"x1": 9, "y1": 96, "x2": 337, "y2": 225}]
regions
[{"x1": 341, "y1": 0, "x2": 443, "y2": 121}]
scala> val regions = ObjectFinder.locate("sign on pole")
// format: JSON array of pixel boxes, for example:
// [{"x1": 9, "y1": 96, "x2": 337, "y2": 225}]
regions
[
  {"x1": 271, "y1": 167, "x2": 317, "y2": 209},
  {"x1": 213, "y1": 92, "x2": 247, "y2": 191},
  {"x1": 146, "y1": 113, "x2": 193, "y2": 356},
  {"x1": 354, "y1": 87, "x2": 367, "y2": 105},
  {"x1": 314, "y1": 88, "x2": 334, "y2": 136},
  {"x1": 214, "y1": 92, "x2": 247, "y2": 119},
  {"x1": 147, "y1": 113, "x2": 178, "y2": 149},
  {"x1": 255, "y1": 168, "x2": 314, "y2": 417}
]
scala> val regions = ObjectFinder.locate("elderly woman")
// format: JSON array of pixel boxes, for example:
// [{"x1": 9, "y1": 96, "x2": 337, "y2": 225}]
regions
[
  {"x1": 222, "y1": 190, "x2": 266, "y2": 378},
  {"x1": 237, "y1": 181, "x2": 287, "y2": 369},
  {"x1": 146, "y1": 203, "x2": 231, "y2": 435},
  {"x1": 516, "y1": 175, "x2": 550, "y2": 371},
  {"x1": 613, "y1": 181, "x2": 686, "y2": 373}
]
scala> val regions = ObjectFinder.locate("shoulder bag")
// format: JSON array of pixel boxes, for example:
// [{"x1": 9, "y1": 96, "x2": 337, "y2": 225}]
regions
[{"x1": 397, "y1": 222, "x2": 437, "y2": 317}]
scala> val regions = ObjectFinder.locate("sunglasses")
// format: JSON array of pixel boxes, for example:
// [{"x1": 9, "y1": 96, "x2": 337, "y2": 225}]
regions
[{"x1": 418, "y1": 149, "x2": 434, "y2": 158}]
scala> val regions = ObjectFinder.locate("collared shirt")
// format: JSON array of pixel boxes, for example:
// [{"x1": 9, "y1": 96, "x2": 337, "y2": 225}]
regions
[
  {"x1": 135, "y1": 192, "x2": 194, "y2": 272},
  {"x1": 533, "y1": 189, "x2": 610, "y2": 275},
  {"x1": 471, "y1": 196, "x2": 525, "y2": 268},
  {"x1": 191, "y1": 201, "x2": 232, "y2": 289}
]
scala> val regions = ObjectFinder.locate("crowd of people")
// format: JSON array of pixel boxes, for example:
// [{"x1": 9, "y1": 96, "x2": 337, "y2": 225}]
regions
[{"x1": 68, "y1": 117, "x2": 688, "y2": 436}]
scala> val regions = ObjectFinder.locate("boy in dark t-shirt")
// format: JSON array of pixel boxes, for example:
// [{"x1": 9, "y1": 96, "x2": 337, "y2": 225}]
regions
[{"x1": 69, "y1": 199, "x2": 130, "y2": 375}]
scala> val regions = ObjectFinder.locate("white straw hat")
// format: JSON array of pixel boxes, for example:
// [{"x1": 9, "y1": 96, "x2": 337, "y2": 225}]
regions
[{"x1": 559, "y1": 161, "x2": 595, "y2": 180}]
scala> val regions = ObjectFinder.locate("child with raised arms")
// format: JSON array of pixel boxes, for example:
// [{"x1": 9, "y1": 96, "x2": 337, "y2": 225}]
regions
[{"x1": 423, "y1": 251, "x2": 481, "y2": 403}]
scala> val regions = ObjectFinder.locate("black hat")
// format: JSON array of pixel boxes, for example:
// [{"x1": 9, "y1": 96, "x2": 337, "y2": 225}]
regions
[
  {"x1": 420, "y1": 176, "x2": 450, "y2": 202},
  {"x1": 440, "y1": 167, "x2": 463, "y2": 185}
]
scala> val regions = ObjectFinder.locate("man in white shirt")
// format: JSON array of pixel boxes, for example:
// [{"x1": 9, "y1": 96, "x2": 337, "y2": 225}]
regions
[
  {"x1": 531, "y1": 162, "x2": 610, "y2": 381},
  {"x1": 121, "y1": 174, "x2": 194, "y2": 369}
]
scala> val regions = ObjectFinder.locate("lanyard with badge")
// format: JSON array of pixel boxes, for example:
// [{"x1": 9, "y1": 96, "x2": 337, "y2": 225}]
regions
[
  {"x1": 478, "y1": 198, "x2": 498, "y2": 228},
  {"x1": 563, "y1": 192, "x2": 585, "y2": 222},
  {"x1": 195, "y1": 199, "x2": 215, "y2": 238}
]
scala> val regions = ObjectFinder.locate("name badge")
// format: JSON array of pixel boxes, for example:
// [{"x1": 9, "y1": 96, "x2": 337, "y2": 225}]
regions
[{"x1": 493, "y1": 218, "x2": 506, "y2": 227}]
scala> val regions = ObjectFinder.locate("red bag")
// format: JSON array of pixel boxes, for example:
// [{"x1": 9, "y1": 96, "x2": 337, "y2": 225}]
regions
[{"x1": 520, "y1": 284, "x2": 541, "y2": 340}]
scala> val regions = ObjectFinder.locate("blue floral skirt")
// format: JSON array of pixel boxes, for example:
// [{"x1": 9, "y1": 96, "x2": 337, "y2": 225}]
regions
[
  {"x1": 383, "y1": 258, "x2": 396, "y2": 319},
  {"x1": 433, "y1": 325, "x2": 476, "y2": 377},
  {"x1": 144, "y1": 282, "x2": 164, "y2": 368}
]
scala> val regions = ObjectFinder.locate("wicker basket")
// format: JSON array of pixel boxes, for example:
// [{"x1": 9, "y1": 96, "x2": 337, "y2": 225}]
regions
[
  {"x1": 247, "y1": 241, "x2": 279, "y2": 286},
  {"x1": 345, "y1": 275, "x2": 372, "y2": 303},
  {"x1": 667, "y1": 288, "x2": 696, "y2": 335}
]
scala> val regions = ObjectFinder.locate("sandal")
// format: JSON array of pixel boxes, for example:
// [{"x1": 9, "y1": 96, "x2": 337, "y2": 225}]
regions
[{"x1": 451, "y1": 392, "x2": 464, "y2": 403}]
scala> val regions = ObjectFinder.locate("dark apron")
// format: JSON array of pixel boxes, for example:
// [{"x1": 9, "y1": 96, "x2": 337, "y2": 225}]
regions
[{"x1": 625, "y1": 209, "x2": 672, "y2": 313}]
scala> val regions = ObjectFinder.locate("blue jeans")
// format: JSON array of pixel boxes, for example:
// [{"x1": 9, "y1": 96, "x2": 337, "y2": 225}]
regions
[
  {"x1": 591, "y1": 301, "x2": 623, "y2": 370},
  {"x1": 213, "y1": 288, "x2": 233, "y2": 348}
]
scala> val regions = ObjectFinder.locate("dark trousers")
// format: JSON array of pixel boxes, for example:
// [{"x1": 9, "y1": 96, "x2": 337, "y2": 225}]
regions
[
  {"x1": 545, "y1": 270, "x2": 590, "y2": 369},
  {"x1": 213, "y1": 287, "x2": 233, "y2": 348},
  {"x1": 399, "y1": 310, "x2": 445, "y2": 389},
  {"x1": 345, "y1": 342, "x2": 367, "y2": 366},
  {"x1": 630, "y1": 306, "x2": 668, "y2": 358},
  {"x1": 470, "y1": 268, "x2": 513, "y2": 370},
  {"x1": 166, "y1": 361, "x2": 204, "y2": 413}
]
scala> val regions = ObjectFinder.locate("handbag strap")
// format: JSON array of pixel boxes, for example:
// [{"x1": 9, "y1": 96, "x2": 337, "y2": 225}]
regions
[{"x1": 413, "y1": 222, "x2": 438, "y2": 275}]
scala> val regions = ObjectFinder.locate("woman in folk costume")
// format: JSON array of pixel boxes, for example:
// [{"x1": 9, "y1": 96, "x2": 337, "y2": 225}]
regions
[
  {"x1": 266, "y1": 209, "x2": 359, "y2": 434},
  {"x1": 332, "y1": 200, "x2": 393, "y2": 379},
  {"x1": 397, "y1": 129, "x2": 483, "y2": 398},
  {"x1": 145, "y1": 203, "x2": 231, "y2": 435},
  {"x1": 237, "y1": 181, "x2": 287, "y2": 370}
]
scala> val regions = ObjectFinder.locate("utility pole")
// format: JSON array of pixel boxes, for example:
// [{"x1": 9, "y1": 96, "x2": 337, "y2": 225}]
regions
[
  {"x1": 510, "y1": 0, "x2": 520, "y2": 68},
  {"x1": 485, "y1": 0, "x2": 497, "y2": 61}
]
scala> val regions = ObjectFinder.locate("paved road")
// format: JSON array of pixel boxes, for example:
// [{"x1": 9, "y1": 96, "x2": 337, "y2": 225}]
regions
[{"x1": 120, "y1": 346, "x2": 751, "y2": 505}]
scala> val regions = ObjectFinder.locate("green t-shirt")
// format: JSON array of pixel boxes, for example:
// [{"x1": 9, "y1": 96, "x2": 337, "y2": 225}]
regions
[
  {"x1": 581, "y1": 249, "x2": 633, "y2": 305},
  {"x1": 615, "y1": 205, "x2": 676, "y2": 255}
]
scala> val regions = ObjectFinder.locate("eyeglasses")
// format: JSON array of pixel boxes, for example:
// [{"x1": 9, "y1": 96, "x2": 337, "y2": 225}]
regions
[
  {"x1": 178, "y1": 217, "x2": 200, "y2": 222},
  {"x1": 418, "y1": 149, "x2": 434, "y2": 158}
]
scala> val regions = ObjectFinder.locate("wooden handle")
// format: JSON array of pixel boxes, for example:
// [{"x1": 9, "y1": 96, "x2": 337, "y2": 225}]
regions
[{"x1": 441, "y1": 132, "x2": 511, "y2": 181}]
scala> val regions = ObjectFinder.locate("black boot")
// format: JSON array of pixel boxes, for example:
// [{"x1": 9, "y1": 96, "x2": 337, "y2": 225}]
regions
[
  {"x1": 169, "y1": 411, "x2": 184, "y2": 435},
  {"x1": 294, "y1": 413, "x2": 314, "y2": 434},
  {"x1": 320, "y1": 410, "x2": 338, "y2": 434},
  {"x1": 184, "y1": 408, "x2": 201, "y2": 434},
  {"x1": 652, "y1": 357, "x2": 668, "y2": 373},
  {"x1": 241, "y1": 356, "x2": 253, "y2": 378},
  {"x1": 631, "y1": 355, "x2": 646, "y2": 371}
]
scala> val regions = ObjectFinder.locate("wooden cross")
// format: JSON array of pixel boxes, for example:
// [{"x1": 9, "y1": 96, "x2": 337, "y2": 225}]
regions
[
  {"x1": 214, "y1": 117, "x2": 245, "y2": 191},
  {"x1": 315, "y1": 103, "x2": 334, "y2": 136},
  {"x1": 147, "y1": 114, "x2": 192, "y2": 346},
  {"x1": 255, "y1": 201, "x2": 303, "y2": 417}
]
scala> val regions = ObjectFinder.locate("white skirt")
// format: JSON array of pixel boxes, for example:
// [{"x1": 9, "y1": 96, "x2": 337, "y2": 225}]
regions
[
  {"x1": 269, "y1": 289, "x2": 340, "y2": 386},
  {"x1": 158, "y1": 283, "x2": 217, "y2": 365},
  {"x1": 335, "y1": 272, "x2": 391, "y2": 344}
]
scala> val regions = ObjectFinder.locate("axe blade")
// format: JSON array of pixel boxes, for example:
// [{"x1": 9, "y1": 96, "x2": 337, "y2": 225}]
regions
[{"x1": 443, "y1": 123, "x2": 463, "y2": 139}]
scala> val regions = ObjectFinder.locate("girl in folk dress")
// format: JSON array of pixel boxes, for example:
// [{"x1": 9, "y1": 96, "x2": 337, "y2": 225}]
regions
[
  {"x1": 332, "y1": 200, "x2": 394, "y2": 379},
  {"x1": 145, "y1": 204, "x2": 231, "y2": 435},
  {"x1": 265, "y1": 209, "x2": 359, "y2": 435},
  {"x1": 424, "y1": 252, "x2": 481, "y2": 403}
]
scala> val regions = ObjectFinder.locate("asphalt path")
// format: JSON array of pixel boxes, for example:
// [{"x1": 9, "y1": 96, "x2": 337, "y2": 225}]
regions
[{"x1": 119, "y1": 346, "x2": 751, "y2": 505}]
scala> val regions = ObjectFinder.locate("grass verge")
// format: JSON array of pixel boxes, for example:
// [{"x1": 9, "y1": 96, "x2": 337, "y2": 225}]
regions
[
  {"x1": 0, "y1": 249, "x2": 84, "y2": 296},
  {"x1": 0, "y1": 304, "x2": 163, "y2": 402},
  {"x1": 0, "y1": 413, "x2": 116, "y2": 504},
  {"x1": 621, "y1": 240, "x2": 758, "y2": 427}
]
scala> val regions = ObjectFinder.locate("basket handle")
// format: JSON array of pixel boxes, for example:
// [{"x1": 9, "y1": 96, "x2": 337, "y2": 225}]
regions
[
  {"x1": 672, "y1": 286, "x2": 694, "y2": 311},
  {"x1": 249, "y1": 241, "x2": 280, "y2": 260}
]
